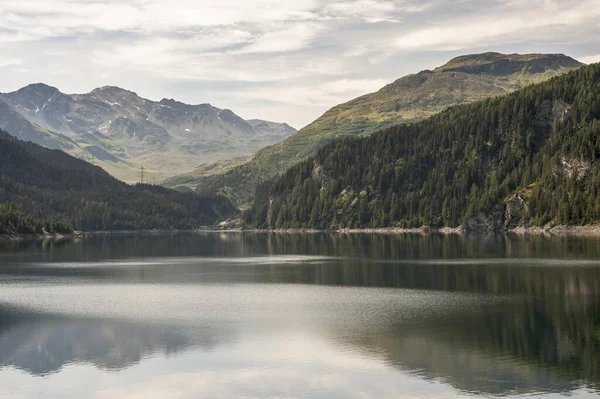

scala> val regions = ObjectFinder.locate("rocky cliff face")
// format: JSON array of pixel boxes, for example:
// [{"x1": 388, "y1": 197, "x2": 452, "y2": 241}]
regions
[{"x1": 463, "y1": 197, "x2": 532, "y2": 232}]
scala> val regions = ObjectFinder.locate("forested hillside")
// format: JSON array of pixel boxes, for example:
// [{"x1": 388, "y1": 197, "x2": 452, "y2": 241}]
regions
[
  {"x1": 0, "y1": 130, "x2": 236, "y2": 234},
  {"x1": 188, "y1": 53, "x2": 582, "y2": 205},
  {"x1": 246, "y1": 63, "x2": 600, "y2": 230}
]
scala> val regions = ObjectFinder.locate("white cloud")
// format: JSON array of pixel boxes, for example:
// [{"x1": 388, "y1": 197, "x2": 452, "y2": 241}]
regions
[
  {"x1": 396, "y1": 17, "x2": 524, "y2": 50},
  {"x1": 0, "y1": 0, "x2": 410, "y2": 43},
  {"x1": 93, "y1": 30, "x2": 254, "y2": 69},
  {"x1": 395, "y1": 0, "x2": 600, "y2": 50},
  {"x1": 579, "y1": 54, "x2": 600, "y2": 64},
  {"x1": 0, "y1": 1, "x2": 142, "y2": 40},
  {"x1": 235, "y1": 23, "x2": 324, "y2": 54},
  {"x1": 237, "y1": 78, "x2": 387, "y2": 107},
  {"x1": 0, "y1": 58, "x2": 23, "y2": 68},
  {"x1": 324, "y1": 1, "x2": 398, "y2": 23},
  {"x1": 92, "y1": 40, "x2": 345, "y2": 83},
  {"x1": 0, "y1": 0, "x2": 322, "y2": 42}
]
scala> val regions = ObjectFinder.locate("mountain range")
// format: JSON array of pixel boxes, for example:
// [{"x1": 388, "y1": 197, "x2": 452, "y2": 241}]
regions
[
  {"x1": 0, "y1": 51, "x2": 591, "y2": 234},
  {"x1": 0, "y1": 85, "x2": 296, "y2": 183},
  {"x1": 170, "y1": 53, "x2": 583, "y2": 206}
]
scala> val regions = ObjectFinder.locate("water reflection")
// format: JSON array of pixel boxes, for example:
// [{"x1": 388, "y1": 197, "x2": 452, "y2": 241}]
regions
[
  {"x1": 0, "y1": 293, "x2": 597, "y2": 396},
  {"x1": 5, "y1": 231, "x2": 600, "y2": 262},
  {"x1": 0, "y1": 233, "x2": 599, "y2": 398},
  {"x1": 0, "y1": 306, "x2": 201, "y2": 375},
  {"x1": 346, "y1": 296, "x2": 600, "y2": 396}
]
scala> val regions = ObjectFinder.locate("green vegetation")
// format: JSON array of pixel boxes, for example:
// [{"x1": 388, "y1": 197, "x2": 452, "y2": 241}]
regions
[
  {"x1": 161, "y1": 155, "x2": 252, "y2": 191},
  {"x1": 0, "y1": 130, "x2": 236, "y2": 233},
  {"x1": 0, "y1": 204, "x2": 71, "y2": 235},
  {"x1": 189, "y1": 53, "x2": 582, "y2": 206},
  {"x1": 246, "y1": 63, "x2": 600, "y2": 230}
]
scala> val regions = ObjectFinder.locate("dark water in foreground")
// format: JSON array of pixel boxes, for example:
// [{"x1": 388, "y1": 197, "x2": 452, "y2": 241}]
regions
[{"x1": 0, "y1": 232, "x2": 599, "y2": 398}]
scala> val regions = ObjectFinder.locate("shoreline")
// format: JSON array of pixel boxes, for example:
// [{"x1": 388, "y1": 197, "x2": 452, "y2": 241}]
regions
[
  {"x1": 0, "y1": 229, "x2": 198, "y2": 242},
  {"x1": 508, "y1": 224, "x2": 600, "y2": 236},
  {"x1": 0, "y1": 232, "x2": 84, "y2": 242},
  {"x1": 4, "y1": 224, "x2": 600, "y2": 241},
  {"x1": 241, "y1": 227, "x2": 463, "y2": 235},
  {"x1": 241, "y1": 224, "x2": 600, "y2": 236}
]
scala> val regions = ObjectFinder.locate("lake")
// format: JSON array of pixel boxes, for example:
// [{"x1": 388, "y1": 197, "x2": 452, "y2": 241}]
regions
[{"x1": 0, "y1": 232, "x2": 599, "y2": 398}]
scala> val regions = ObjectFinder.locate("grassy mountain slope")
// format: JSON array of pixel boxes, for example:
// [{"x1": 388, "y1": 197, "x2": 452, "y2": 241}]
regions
[
  {"x1": 161, "y1": 156, "x2": 252, "y2": 190},
  {"x1": 186, "y1": 53, "x2": 583, "y2": 205},
  {"x1": 245, "y1": 63, "x2": 600, "y2": 230},
  {"x1": 0, "y1": 130, "x2": 236, "y2": 234}
]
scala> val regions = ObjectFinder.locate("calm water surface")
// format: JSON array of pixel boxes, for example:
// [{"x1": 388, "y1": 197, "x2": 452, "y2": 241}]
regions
[{"x1": 0, "y1": 232, "x2": 599, "y2": 398}]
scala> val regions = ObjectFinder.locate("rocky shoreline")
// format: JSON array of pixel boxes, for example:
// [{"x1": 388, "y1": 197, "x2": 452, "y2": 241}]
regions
[
  {"x1": 241, "y1": 224, "x2": 600, "y2": 236},
  {"x1": 241, "y1": 227, "x2": 462, "y2": 234},
  {"x1": 509, "y1": 224, "x2": 600, "y2": 236}
]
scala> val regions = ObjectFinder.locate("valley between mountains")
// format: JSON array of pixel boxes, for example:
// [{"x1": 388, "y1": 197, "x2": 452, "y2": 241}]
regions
[{"x1": 168, "y1": 53, "x2": 583, "y2": 206}]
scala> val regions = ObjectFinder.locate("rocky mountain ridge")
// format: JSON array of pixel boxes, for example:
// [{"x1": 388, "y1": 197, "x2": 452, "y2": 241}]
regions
[{"x1": 0, "y1": 84, "x2": 296, "y2": 182}]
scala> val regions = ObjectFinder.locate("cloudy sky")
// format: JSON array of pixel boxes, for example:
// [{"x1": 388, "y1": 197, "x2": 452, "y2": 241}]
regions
[{"x1": 0, "y1": 0, "x2": 599, "y2": 128}]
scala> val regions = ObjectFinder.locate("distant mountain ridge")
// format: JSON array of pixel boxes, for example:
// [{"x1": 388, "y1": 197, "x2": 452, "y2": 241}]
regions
[
  {"x1": 174, "y1": 52, "x2": 583, "y2": 206},
  {"x1": 0, "y1": 84, "x2": 296, "y2": 182}
]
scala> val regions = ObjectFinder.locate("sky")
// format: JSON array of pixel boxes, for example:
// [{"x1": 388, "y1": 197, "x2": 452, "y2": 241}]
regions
[{"x1": 0, "y1": 0, "x2": 599, "y2": 129}]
